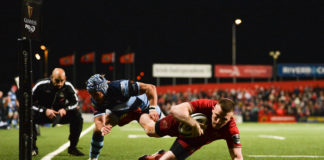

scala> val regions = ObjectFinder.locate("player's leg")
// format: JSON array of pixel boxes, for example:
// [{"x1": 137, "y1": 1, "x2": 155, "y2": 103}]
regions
[
  {"x1": 32, "y1": 122, "x2": 39, "y2": 156},
  {"x1": 7, "y1": 108, "x2": 13, "y2": 129},
  {"x1": 165, "y1": 140, "x2": 191, "y2": 160},
  {"x1": 89, "y1": 130, "x2": 104, "y2": 160},
  {"x1": 138, "y1": 115, "x2": 183, "y2": 160},
  {"x1": 159, "y1": 151, "x2": 177, "y2": 160},
  {"x1": 153, "y1": 114, "x2": 180, "y2": 137},
  {"x1": 89, "y1": 113, "x2": 117, "y2": 159},
  {"x1": 139, "y1": 113, "x2": 160, "y2": 137},
  {"x1": 138, "y1": 107, "x2": 163, "y2": 137},
  {"x1": 138, "y1": 149, "x2": 166, "y2": 160},
  {"x1": 64, "y1": 109, "x2": 84, "y2": 156},
  {"x1": 32, "y1": 111, "x2": 51, "y2": 156},
  {"x1": 142, "y1": 139, "x2": 196, "y2": 160},
  {"x1": 12, "y1": 111, "x2": 18, "y2": 128}
]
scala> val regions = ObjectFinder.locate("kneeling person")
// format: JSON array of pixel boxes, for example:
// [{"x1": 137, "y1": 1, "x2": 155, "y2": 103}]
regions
[{"x1": 32, "y1": 68, "x2": 84, "y2": 156}]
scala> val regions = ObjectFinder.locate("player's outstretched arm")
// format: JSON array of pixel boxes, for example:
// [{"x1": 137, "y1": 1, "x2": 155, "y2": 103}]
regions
[
  {"x1": 170, "y1": 102, "x2": 203, "y2": 136},
  {"x1": 138, "y1": 82, "x2": 157, "y2": 106},
  {"x1": 138, "y1": 82, "x2": 159, "y2": 121},
  {"x1": 169, "y1": 102, "x2": 192, "y2": 123},
  {"x1": 229, "y1": 147, "x2": 243, "y2": 160}
]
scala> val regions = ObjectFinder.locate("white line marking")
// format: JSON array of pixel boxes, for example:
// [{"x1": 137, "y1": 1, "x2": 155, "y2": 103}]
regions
[
  {"x1": 128, "y1": 134, "x2": 149, "y2": 138},
  {"x1": 121, "y1": 128, "x2": 144, "y2": 131},
  {"x1": 240, "y1": 128, "x2": 277, "y2": 131},
  {"x1": 249, "y1": 155, "x2": 324, "y2": 158},
  {"x1": 128, "y1": 134, "x2": 171, "y2": 138},
  {"x1": 41, "y1": 123, "x2": 95, "y2": 160},
  {"x1": 258, "y1": 135, "x2": 285, "y2": 140}
]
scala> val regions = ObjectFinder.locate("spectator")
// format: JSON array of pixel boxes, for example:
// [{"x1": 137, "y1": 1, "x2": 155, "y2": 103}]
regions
[
  {"x1": 7, "y1": 85, "x2": 19, "y2": 129},
  {"x1": 0, "y1": 91, "x2": 7, "y2": 128}
]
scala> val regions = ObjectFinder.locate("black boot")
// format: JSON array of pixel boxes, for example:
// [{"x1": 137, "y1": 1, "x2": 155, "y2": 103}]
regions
[
  {"x1": 32, "y1": 146, "x2": 39, "y2": 156},
  {"x1": 68, "y1": 147, "x2": 84, "y2": 156}
]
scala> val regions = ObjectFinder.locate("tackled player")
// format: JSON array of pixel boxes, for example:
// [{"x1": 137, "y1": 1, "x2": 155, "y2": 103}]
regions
[{"x1": 140, "y1": 98, "x2": 243, "y2": 160}]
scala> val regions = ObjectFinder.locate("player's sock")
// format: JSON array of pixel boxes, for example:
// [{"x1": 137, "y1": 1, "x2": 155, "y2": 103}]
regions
[
  {"x1": 89, "y1": 132, "x2": 104, "y2": 159},
  {"x1": 7, "y1": 119, "x2": 12, "y2": 129},
  {"x1": 12, "y1": 119, "x2": 17, "y2": 128},
  {"x1": 7, "y1": 119, "x2": 12, "y2": 125}
]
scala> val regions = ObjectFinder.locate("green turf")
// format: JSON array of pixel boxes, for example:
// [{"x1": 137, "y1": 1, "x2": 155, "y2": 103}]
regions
[{"x1": 0, "y1": 122, "x2": 324, "y2": 160}]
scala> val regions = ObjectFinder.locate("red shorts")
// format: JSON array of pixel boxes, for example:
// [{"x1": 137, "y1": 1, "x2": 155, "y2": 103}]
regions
[
  {"x1": 117, "y1": 107, "x2": 143, "y2": 126},
  {"x1": 155, "y1": 115, "x2": 205, "y2": 158}
]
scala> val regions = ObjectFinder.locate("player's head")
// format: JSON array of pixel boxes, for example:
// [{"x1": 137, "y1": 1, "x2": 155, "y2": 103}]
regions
[
  {"x1": 50, "y1": 68, "x2": 66, "y2": 89},
  {"x1": 11, "y1": 85, "x2": 17, "y2": 92},
  {"x1": 211, "y1": 98, "x2": 235, "y2": 129},
  {"x1": 86, "y1": 74, "x2": 108, "y2": 103}
]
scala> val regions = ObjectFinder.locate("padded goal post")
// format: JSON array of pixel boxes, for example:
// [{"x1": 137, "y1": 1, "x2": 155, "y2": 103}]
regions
[{"x1": 19, "y1": 0, "x2": 42, "y2": 159}]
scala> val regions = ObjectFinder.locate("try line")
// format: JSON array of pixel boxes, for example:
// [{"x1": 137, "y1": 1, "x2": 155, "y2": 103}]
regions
[
  {"x1": 41, "y1": 123, "x2": 95, "y2": 160},
  {"x1": 249, "y1": 155, "x2": 324, "y2": 158}
]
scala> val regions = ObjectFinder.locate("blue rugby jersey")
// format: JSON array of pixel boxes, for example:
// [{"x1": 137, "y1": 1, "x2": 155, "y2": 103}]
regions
[{"x1": 91, "y1": 80, "x2": 150, "y2": 117}]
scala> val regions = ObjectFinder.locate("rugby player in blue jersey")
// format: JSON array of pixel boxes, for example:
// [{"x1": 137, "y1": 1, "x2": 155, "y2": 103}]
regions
[{"x1": 86, "y1": 74, "x2": 162, "y2": 160}]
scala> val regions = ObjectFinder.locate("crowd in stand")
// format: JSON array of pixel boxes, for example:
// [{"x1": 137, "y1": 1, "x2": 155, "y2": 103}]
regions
[
  {"x1": 0, "y1": 85, "x2": 19, "y2": 129},
  {"x1": 155, "y1": 86, "x2": 324, "y2": 122},
  {"x1": 78, "y1": 85, "x2": 324, "y2": 122},
  {"x1": 2, "y1": 85, "x2": 324, "y2": 128}
]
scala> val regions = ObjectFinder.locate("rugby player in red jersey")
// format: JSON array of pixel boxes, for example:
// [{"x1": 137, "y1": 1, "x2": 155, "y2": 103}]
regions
[{"x1": 139, "y1": 98, "x2": 243, "y2": 160}]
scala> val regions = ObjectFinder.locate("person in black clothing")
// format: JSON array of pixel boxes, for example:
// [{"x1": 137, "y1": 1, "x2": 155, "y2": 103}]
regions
[
  {"x1": 0, "y1": 91, "x2": 7, "y2": 128},
  {"x1": 32, "y1": 68, "x2": 84, "y2": 156}
]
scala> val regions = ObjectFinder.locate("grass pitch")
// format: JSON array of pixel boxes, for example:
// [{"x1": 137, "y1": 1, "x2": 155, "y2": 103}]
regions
[{"x1": 0, "y1": 122, "x2": 324, "y2": 160}]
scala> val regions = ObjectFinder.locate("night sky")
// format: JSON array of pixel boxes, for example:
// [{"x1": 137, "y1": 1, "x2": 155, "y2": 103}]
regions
[{"x1": 0, "y1": 0, "x2": 323, "y2": 92}]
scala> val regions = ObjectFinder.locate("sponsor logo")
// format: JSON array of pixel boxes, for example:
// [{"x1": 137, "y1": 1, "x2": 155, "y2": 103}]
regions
[
  {"x1": 25, "y1": 24, "x2": 36, "y2": 33},
  {"x1": 270, "y1": 116, "x2": 296, "y2": 121},
  {"x1": 232, "y1": 134, "x2": 241, "y2": 144},
  {"x1": 282, "y1": 66, "x2": 312, "y2": 74},
  {"x1": 316, "y1": 67, "x2": 324, "y2": 74},
  {"x1": 281, "y1": 66, "x2": 324, "y2": 75},
  {"x1": 218, "y1": 66, "x2": 240, "y2": 76},
  {"x1": 24, "y1": 18, "x2": 37, "y2": 25},
  {"x1": 59, "y1": 92, "x2": 64, "y2": 98},
  {"x1": 120, "y1": 113, "x2": 128, "y2": 121},
  {"x1": 161, "y1": 119, "x2": 168, "y2": 129},
  {"x1": 24, "y1": 3, "x2": 37, "y2": 26},
  {"x1": 27, "y1": 5, "x2": 33, "y2": 18}
]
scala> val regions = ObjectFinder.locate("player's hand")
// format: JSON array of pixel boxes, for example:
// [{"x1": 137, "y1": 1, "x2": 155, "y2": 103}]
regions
[
  {"x1": 192, "y1": 121, "x2": 204, "y2": 137},
  {"x1": 58, "y1": 108, "x2": 67, "y2": 117},
  {"x1": 198, "y1": 122, "x2": 207, "y2": 130},
  {"x1": 46, "y1": 109, "x2": 58, "y2": 120},
  {"x1": 149, "y1": 109, "x2": 159, "y2": 121},
  {"x1": 101, "y1": 124, "x2": 113, "y2": 136}
]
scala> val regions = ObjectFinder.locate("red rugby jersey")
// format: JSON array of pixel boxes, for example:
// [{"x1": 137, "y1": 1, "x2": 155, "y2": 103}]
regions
[{"x1": 185, "y1": 99, "x2": 241, "y2": 149}]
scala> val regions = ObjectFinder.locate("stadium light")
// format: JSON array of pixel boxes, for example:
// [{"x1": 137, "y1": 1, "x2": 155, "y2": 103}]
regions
[
  {"x1": 40, "y1": 45, "x2": 49, "y2": 77},
  {"x1": 44, "y1": 49, "x2": 48, "y2": 77},
  {"x1": 40, "y1": 45, "x2": 46, "y2": 50},
  {"x1": 269, "y1": 50, "x2": 281, "y2": 81},
  {"x1": 235, "y1": 19, "x2": 242, "y2": 25},
  {"x1": 232, "y1": 18, "x2": 242, "y2": 83},
  {"x1": 35, "y1": 53, "x2": 41, "y2": 60}
]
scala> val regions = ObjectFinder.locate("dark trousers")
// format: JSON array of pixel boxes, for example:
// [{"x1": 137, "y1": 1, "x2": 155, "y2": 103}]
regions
[{"x1": 32, "y1": 109, "x2": 83, "y2": 149}]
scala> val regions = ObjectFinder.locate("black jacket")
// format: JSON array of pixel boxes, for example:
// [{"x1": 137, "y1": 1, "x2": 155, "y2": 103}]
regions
[{"x1": 32, "y1": 78, "x2": 79, "y2": 114}]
